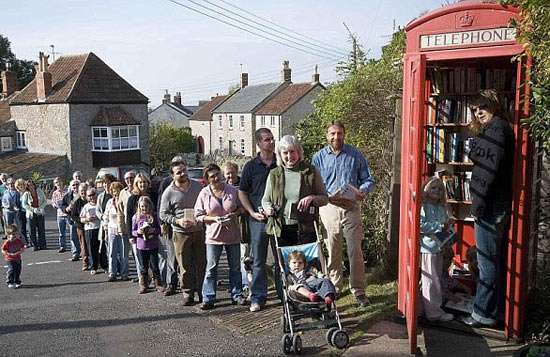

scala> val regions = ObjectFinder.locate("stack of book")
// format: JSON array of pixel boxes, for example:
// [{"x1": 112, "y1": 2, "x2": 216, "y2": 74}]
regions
[
  {"x1": 428, "y1": 67, "x2": 515, "y2": 94},
  {"x1": 442, "y1": 172, "x2": 472, "y2": 202}
]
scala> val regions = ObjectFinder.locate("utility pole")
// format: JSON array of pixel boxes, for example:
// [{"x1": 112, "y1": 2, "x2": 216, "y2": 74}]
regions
[{"x1": 50, "y1": 45, "x2": 60, "y2": 62}]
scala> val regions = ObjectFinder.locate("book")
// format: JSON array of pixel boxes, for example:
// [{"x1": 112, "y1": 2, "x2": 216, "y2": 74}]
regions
[
  {"x1": 426, "y1": 128, "x2": 433, "y2": 163},
  {"x1": 444, "y1": 292, "x2": 474, "y2": 314},
  {"x1": 183, "y1": 208, "x2": 196, "y2": 224}
]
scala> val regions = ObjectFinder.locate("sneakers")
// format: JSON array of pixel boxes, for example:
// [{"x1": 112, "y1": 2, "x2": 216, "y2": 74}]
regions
[
  {"x1": 428, "y1": 313, "x2": 454, "y2": 322},
  {"x1": 309, "y1": 292, "x2": 319, "y2": 302},
  {"x1": 70, "y1": 256, "x2": 80, "y2": 262},
  {"x1": 121, "y1": 276, "x2": 130, "y2": 281},
  {"x1": 108, "y1": 276, "x2": 116, "y2": 282},
  {"x1": 324, "y1": 296, "x2": 333, "y2": 306},
  {"x1": 200, "y1": 301, "x2": 215, "y2": 310},
  {"x1": 58, "y1": 248, "x2": 66, "y2": 253},
  {"x1": 14, "y1": 283, "x2": 21, "y2": 288},
  {"x1": 232, "y1": 296, "x2": 248, "y2": 306},
  {"x1": 7, "y1": 283, "x2": 15, "y2": 288},
  {"x1": 82, "y1": 266, "x2": 90, "y2": 271},
  {"x1": 90, "y1": 270, "x2": 97, "y2": 275},
  {"x1": 356, "y1": 294, "x2": 370, "y2": 308},
  {"x1": 249, "y1": 302, "x2": 262, "y2": 312}
]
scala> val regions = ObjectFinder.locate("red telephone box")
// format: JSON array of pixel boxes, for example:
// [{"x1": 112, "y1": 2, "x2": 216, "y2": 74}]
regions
[{"x1": 398, "y1": 0, "x2": 542, "y2": 353}]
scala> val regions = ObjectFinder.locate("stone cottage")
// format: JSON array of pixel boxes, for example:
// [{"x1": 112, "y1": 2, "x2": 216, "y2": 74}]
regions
[
  {"x1": 0, "y1": 52, "x2": 149, "y2": 180},
  {"x1": 189, "y1": 94, "x2": 229, "y2": 154},
  {"x1": 148, "y1": 91, "x2": 197, "y2": 128}
]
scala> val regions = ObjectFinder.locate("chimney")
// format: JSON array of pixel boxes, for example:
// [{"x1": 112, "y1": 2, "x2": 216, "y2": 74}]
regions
[
  {"x1": 240, "y1": 72, "x2": 248, "y2": 88},
  {"x1": 1, "y1": 63, "x2": 17, "y2": 96},
  {"x1": 281, "y1": 60, "x2": 291, "y2": 82},
  {"x1": 174, "y1": 92, "x2": 182, "y2": 105},
  {"x1": 36, "y1": 52, "x2": 52, "y2": 102},
  {"x1": 162, "y1": 90, "x2": 171, "y2": 104},
  {"x1": 312, "y1": 65, "x2": 320, "y2": 83}
]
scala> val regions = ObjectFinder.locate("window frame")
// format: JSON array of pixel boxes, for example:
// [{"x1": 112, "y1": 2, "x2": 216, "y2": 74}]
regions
[
  {"x1": 219, "y1": 136, "x2": 223, "y2": 150},
  {"x1": 270, "y1": 116, "x2": 276, "y2": 127},
  {"x1": 218, "y1": 115, "x2": 223, "y2": 129},
  {"x1": 240, "y1": 139, "x2": 245, "y2": 155},
  {"x1": 228, "y1": 115, "x2": 233, "y2": 130},
  {"x1": 239, "y1": 115, "x2": 245, "y2": 130},
  {"x1": 91, "y1": 125, "x2": 140, "y2": 152},
  {"x1": 1, "y1": 137, "x2": 13, "y2": 152},
  {"x1": 16, "y1": 131, "x2": 26, "y2": 149},
  {"x1": 260, "y1": 115, "x2": 265, "y2": 127}
]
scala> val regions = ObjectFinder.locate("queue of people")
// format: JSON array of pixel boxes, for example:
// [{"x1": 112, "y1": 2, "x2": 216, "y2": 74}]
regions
[{"x1": 2, "y1": 122, "x2": 376, "y2": 314}]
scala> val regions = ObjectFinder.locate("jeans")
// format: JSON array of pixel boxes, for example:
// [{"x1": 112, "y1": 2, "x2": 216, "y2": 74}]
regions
[
  {"x1": 57, "y1": 216, "x2": 70, "y2": 249},
  {"x1": 137, "y1": 248, "x2": 160, "y2": 276},
  {"x1": 70, "y1": 224, "x2": 80, "y2": 258},
  {"x1": 4, "y1": 210, "x2": 16, "y2": 226},
  {"x1": 249, "y1": 218, "x2": 279, "y2": 306},
  {"x1": 15, "y1": 211, "x2": 29, "y2": 246},
  {"x1": 6, "y1": 260, "x2": 22, "y2": 284},
  {"x1": 471, "y1": 202, "x2": 510, "y2": 325},
  {"x1": 303, "y1": 278, "x2": 336, "y2": 299},
  {"x1": 29, "y1": 214, "x2": 47, "y2": 249},
  {"x1": 108, "y1": 231, "x2": 128, "y2": 278},
  {"x1": 202, "y1": 243, "x2": 242, "y2": 303},
  {"x1": 131, "y1": 243, "x2": 142, "y2": 279},
  {"x1": 159, "y1": 233, "x2": 178, "y2": 288},
  {"x1": 85, "y1": 229, "x2": 101, "y2": 270}
]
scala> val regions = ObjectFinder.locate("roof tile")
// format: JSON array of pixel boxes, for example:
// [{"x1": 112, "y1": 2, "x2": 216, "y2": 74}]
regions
[
  {"x1": 189, "y1": 95, "x2": 229, "y2": 121},
  {"x1": 91, "y1": 106, "x2": 140, "y2": 126},
  {"x1": 256, "y1": 83, "x2": 318, "y2": 115}
]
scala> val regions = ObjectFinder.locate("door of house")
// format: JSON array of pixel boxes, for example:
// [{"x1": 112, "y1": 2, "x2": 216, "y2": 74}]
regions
[{"x1": 398, "y1": 53, "x2": 425, "y2": 354}]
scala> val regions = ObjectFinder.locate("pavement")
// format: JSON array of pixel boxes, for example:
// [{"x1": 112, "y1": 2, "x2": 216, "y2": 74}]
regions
[{"x1": 1, "y1": 204, "x2": 527, "y2": 356}]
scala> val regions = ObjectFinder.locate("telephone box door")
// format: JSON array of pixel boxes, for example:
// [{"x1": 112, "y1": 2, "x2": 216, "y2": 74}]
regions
[{"x1": 398, "y1": 53, "x2": 426, "y2": 354}]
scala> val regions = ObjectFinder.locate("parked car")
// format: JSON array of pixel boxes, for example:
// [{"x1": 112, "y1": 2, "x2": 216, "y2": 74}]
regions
[{"x1": 95, "y1": 166, "x2": 149, "y2": 190}]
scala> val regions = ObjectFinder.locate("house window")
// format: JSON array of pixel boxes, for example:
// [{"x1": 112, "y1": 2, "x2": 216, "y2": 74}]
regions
[
  {"x1": 260, "y1": 116, "x2": 265, "y2": 126},
  {"x1": 1, "y1": 137, "x2": 13, "y2": 152},
  {"x1": 16, "y1": 131, "x2": 26, "y2": 149},
  {"x1": 229, "y1": 115, "x2": 233, "y2": 130},
  {"x1": 219, "y1": 136, "x2": 223, "y2": 150},
  {"x1": 239, "y1": 115, "x2": 245, "y2": 130},
  {"x1": 92, "y1": 125, "x2": 139, "y2": 152},
  {"x1": 240, "y1": 139, "x2": 245, "y2": 155},
  {"x1": 218, "y1": 115, "x2": 222, "y2": 129},
  {"x1": 270, "y1": 116, "x2": 275, "y2": 127}
]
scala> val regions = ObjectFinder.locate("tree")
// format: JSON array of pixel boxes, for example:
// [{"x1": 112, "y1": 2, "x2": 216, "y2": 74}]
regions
[
  {"x1": 149, "y1": 122, "x2": 194, "y2": 172},
  {"x1": 0, "y1": 35, "x2": 36, "y2": 90},
  {"x1": 500, "y1": 0, "x2": 550, "y2": 148},
  {"x1": 295, "y1": 29, "x2": 406, "y2": 267}
]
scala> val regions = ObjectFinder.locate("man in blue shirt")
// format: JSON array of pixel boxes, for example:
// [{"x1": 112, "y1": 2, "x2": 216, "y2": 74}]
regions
[
  {"x1": 238, "y1": 128, "x2": 277, "y2": 312},
  {"x1": 0, "y1": 173, "x2": 9, "y2": 239},
  {"x1": 312, "y1": 120, "x2": 375, "y2": 307}
]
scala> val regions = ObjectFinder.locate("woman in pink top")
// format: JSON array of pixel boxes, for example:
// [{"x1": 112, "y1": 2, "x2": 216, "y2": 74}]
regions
[{"x1": 194, "y1": 164, "x2": 245, "y2": 310}]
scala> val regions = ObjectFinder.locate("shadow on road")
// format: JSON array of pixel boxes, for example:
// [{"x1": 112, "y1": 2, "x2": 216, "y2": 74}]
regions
[
  {"x1": 19, "y1": 280, "x2": 107, "y2": 289},
  {"x1": 0, "y1": 312, "x2": 197, "y2": 335}
]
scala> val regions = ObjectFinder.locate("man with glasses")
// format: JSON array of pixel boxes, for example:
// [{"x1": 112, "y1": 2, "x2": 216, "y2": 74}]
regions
[
  {"x1": 118, "y1": 171, "x2": 136, "y2": 281},
  {"x1": 51, "y1": 177, "x2": 69, "y2": 253},
  {"x1": 61, "y1": 179, "x2": 81, "y2": 260}
]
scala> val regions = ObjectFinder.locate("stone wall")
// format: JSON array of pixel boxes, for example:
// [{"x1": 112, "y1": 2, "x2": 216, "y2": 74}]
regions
[{"x1": 11, "y1": 103, "x2": 72, "y2": 157}]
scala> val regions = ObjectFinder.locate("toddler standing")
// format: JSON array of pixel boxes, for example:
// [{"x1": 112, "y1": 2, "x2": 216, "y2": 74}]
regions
[
  {"x1": 419, "y1": 176, "x2": 454, "y2": 321},
  {"x1": 286, "y1": 250, "x2": 336, "y2": 306},
  {"x1": 2, "y1": 224, "x2": 25, "y2": 288}
]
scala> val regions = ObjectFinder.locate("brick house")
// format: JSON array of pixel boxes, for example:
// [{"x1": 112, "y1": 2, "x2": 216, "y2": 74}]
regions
[
  {"x1": 148, "y1": 91, "x2": 197, "y2": 128},
  {"x1": 198, "y1": 61, "x2": 323, "y2": 157},
  {"x1": 0, "y1": 52, "x2": 149, "y2": 180}
]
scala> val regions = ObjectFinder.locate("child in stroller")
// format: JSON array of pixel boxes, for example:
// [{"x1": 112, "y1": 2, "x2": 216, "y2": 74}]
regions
[
  {"x1": 286, "y1": 250, "x2": 336, "y2": 306},
  {"x1": 278, "y1": 242, "x2": 349, "y2": 354}
]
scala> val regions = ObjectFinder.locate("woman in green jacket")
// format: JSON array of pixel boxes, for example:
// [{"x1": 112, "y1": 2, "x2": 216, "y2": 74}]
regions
[
  {"x1": 22, "y1": 180, "x2": 48, "y2": 251},
  {"x1": 261, "y1": 135, "x2": 328, "y2": 246}
]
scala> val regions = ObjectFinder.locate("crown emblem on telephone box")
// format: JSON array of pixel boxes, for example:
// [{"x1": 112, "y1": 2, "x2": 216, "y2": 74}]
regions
[{"x1": 458, "y1": 11, "x2": 474, "y2": 27}]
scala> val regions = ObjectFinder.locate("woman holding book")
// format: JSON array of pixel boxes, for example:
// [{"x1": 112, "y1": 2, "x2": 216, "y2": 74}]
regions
[
  {"x1": 261, "y1": 135, "x2": 328, "y2": 247},
  {"x1": 194, "y1": 164, "x2": 245, "y2": 310},
  {"x1": 460, "y1": 89, "x2": 514, "y2": 328}
]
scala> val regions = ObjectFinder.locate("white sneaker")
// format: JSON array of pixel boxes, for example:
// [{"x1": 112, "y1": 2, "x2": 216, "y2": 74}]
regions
[
  {"x1": 249, "y1": 302, "x2": 261, "y2": 312},
  {"x1": 7, "y1": 283, "x2": 14, "y2": 288},
  {"x1": 14, "y1": 284, "x2": 21, "y2": 289}
]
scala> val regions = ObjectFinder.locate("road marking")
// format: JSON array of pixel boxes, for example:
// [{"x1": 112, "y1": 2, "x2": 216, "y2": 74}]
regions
[{"x1": 28, "y1": 260, "x2": 62, "y2": 266}]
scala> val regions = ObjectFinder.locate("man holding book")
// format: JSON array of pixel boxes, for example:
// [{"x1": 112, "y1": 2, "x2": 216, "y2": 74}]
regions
[
  {"x1": 159, "y1": 159, "x2": 205, "y2": 306},
  {"x1": 312, "y1": 120, "x2": 375, "y2": 307}
]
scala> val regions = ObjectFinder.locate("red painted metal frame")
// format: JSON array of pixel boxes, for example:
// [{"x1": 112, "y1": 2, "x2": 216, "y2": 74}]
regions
[{"x1": 398, "y1": 53, "x2": 425, "y2": 354}]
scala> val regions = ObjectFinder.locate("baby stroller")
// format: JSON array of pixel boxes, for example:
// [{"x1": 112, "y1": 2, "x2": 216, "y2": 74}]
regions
[{"x1": 275, "y1": 220, "x2": 349, "y2": 354}]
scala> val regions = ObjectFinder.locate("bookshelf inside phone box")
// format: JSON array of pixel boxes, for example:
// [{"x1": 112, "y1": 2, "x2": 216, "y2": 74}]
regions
[{"x1": 397, "y1": 1, "x2": 544, "y2": 350}]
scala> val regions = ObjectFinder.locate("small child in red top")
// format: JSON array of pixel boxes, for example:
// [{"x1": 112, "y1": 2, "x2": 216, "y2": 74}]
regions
[{"x1": 2, "y1": 224, "x2": 25, "y2": 288}]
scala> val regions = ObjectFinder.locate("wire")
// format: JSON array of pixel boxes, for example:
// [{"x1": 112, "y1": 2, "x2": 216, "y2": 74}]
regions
[
  {"x1": 199, "y1": 0, "x2": 347, "y2": 57},
  {"x1": 166, "y1": 0, "x2": 340, "y2": 60},
  {"x1": 217, "y1": 0, "x2": 349, "y2": 54}
]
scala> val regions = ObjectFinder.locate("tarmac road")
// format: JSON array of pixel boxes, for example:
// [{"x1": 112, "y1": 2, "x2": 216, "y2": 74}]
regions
[{"x1": 0, "y1": 206, "x2": 332, "y2": 356}]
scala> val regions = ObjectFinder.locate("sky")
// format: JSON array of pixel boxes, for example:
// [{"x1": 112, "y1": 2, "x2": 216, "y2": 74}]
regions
[{"x1": 3, "y1": 0, "x2": 447, "y2": 108}]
